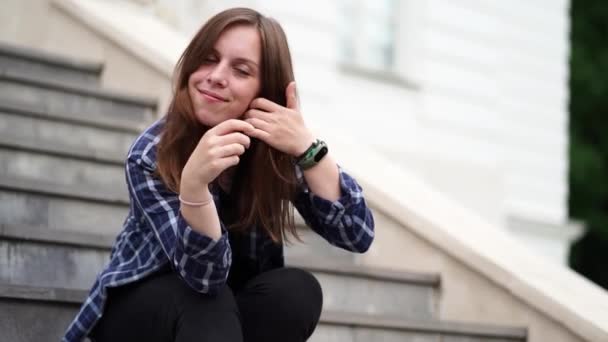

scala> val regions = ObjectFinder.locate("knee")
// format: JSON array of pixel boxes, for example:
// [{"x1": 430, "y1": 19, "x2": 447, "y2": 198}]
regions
[
  {"x1": 238, "y1": 268, "x2": 323, "y2": 341},
  {"x1": 274, "y1": 268, "x2": 323, "y2": 319}
]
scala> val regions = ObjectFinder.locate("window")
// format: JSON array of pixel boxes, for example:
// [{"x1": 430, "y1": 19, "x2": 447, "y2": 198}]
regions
[{"x1": 339, "y1": 0, "x2": 397, "y2": 72}]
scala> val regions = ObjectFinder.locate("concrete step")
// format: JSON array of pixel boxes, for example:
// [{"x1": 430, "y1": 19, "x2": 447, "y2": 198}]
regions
[
  {"x1": 0, "y1": 42, "x2": 102, "y2": 88},
  {"x1": 0, "y1": 228, "x2": 109, "y2": 290},
  {"x1": 314, "y1": 311, "x2": 527, "y2": 342},
  {"x1": 0, "y1": 179, "x2": 127, "y2": 236},
  {"x1": 0, "y1": 283, "x2": 527, "y2": 342},
  {"x1": 0, "y1": 224, "x2": 440, "y2": 321},
  {"x1": 0, "y1": 107, "x2": 139, "y2": 164},
  {"x1": 0, "y1": 127, "x2": 127, "y2": 167},
  {"x1": 0, "y1": 174, "x2": 127, "y2": 205},
  {"x1": 0, "y1": 106, "x2": 136, "y2": 189},
  {"x1": 0, "y1": 284, "x2": 88, "y2": 342},
  {"x1": 0, "y1": 147, "x2": 125, "y2": 193},
  {"x1": 0, "y1": 69, "x2": 156, "y2": 124},
  {"x1": 0, "y1": 97, "x2": 147, "y2": 133}
]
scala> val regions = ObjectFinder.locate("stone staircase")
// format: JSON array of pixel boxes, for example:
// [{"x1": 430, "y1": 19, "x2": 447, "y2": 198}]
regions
[{"x1": 0, "y1": 43, "x2": 527, "y2": 342}]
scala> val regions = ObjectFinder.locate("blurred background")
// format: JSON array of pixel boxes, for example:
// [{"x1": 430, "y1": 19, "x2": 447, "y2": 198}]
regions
[{"x1": 0, "y1": 0, "x2": 607, "y2": 341}]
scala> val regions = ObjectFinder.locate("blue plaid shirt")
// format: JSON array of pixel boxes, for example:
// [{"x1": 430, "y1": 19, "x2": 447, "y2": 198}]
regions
[{"x1": 63, "y1": 119, "x2": 375, "y2": 341}]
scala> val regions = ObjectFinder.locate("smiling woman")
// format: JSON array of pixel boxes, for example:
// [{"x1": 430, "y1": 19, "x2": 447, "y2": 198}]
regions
[{"x1": 62, "y1": 7, "x2": 375, "y2": 342}]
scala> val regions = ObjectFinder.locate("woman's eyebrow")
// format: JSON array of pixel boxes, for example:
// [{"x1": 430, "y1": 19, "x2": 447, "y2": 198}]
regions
[
  {"x1": 212, "y1": 48, "x2": 258, "y2": 68},
  {"x1": 233, "y1": 57, "x2": 258, "y2": 68}
]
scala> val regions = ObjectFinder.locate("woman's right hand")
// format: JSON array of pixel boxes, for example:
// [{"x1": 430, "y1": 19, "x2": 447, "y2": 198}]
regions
[{"x1": 181, "y1": 119, "x2": 254, "y2": 189}]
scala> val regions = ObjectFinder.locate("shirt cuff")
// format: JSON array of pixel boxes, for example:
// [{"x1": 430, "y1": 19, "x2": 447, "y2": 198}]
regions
[
  {"x1": 176, "y1": 213, "x2": 230, "y2": 264},
  {"x1": 297, "y1": 165, "x2": 363, "y2": 223}
]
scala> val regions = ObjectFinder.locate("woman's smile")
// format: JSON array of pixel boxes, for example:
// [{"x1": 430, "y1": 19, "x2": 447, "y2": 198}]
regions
[{"x1": 199, "y1": 89, "x2": 228, "y2": 103}]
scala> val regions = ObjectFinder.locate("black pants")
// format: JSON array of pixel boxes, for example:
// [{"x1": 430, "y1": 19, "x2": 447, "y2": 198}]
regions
[{"x1": 89, "y1": 267, "x2": 323, "y2": 342}]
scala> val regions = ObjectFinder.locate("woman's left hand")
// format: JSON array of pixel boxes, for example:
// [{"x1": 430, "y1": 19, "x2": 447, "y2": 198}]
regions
[{"x1": 244, "y1": 82, "x2": 315, "y2": 156}]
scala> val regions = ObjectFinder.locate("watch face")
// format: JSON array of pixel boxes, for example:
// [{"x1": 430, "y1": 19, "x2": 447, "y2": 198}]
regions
[{"x1": 314, "y1": 146, "x2": 328, "y2": 162}]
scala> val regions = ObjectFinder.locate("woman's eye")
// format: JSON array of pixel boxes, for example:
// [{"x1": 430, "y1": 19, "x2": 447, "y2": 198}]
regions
[
  {"x1": 235, "y1": 68, "x2": 250, "y2": 76},
  {"x1": 203, "y1": 56, "x2": 217, "y2": 63}
]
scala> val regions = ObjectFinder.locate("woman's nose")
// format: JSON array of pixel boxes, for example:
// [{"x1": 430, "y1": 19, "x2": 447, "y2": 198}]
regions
[{"x1": 207, "y1": 63, "x2": 228, "y2": 87}]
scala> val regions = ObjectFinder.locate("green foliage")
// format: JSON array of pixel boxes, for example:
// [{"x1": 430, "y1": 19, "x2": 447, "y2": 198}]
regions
[{"x1": 568, "y1": 0, "x2": 608, "y2": 288}]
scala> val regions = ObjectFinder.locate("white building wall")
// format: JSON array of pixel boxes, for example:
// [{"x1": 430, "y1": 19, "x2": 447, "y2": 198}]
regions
[{"x1": 413, "y1": 0, "x2": 575, "y2": 253}]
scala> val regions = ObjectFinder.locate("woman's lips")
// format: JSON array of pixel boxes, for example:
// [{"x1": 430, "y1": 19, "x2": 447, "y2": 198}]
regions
[{"x1": 200, "y1": 89, "x2": 227, "y2": 103}]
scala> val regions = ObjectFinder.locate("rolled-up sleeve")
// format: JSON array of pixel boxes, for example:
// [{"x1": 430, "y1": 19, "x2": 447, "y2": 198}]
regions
[
  {"x1": 293, "y1": 165, "x2": 375, "y2": 253},
  {"x1": 126, "y1": 142, "x2": 231, "y2": 295}
]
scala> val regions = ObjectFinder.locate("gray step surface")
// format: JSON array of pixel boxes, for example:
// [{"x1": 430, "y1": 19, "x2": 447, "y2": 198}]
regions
[
  {"x1": 0, "y1": 186, "x2": 128, "y2": 236},
  {"x1": 0, "y1": 109, "x2": 139, "y2": 164},
  {"x1": 0, "y1": 69, "x2": 157, "y2": 124},
  {"x1": 0, "y1": 224, "x2": 440, "y2": 321},
  {"x1": 314, "y1": 311, "x2": 527, "y2": 342},
  {"x1": 0, "y1": 283, "x2": 527, "y2": 342},
  {"x1": 0, "y1": 174, "x2": 128, "y2": 205},
  {"x1": 0, "y1": 98, "x2": 148, "y2": 133},
  {"x1": 0, "y1": 147, "x2": 125, "y2": 192},
  {"x1": 0, "y1": 174, "x2": 128, "y2": 235},
  {"x1": 0, "y1": 42, "x2": 102, "y2": 88}
]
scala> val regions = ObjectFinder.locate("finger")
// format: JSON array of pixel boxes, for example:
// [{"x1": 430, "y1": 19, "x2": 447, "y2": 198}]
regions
[
  {"x1": 245, "y1": 118, "x2": 272, "y2": 132},
  {"x1": 215, "y1": 143, "x2": 246, "y2": 158},
  {"x1": 215, "y1": 155, "x2": 240, "y2": 170},
  {"x1": 215, "y1": 132, "x2": 251, "y2": 149},
  {"x1": 286, "y1": 81, "x2": 298, "y2": 110},
  {"x1": 227, "y1": 155, "x2": 240, "y2": 167},
  {"x1": 249, "y1": 98, "x2": 282, "y2": 112},
  {"x1": 246, "y1": 127, "x2": 271, "y2": 143},
  {"x1": 244, "y1": 109, "x2": 274, "y2": 122},
  {"x1": 211, "y1": 119, "x2": 255, "y2": 136}
]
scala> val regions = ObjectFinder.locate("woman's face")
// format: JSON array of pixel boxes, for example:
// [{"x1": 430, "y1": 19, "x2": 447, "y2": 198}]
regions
[{"x1": 188, "y1": 25, "x2": 262, "y2": 127}]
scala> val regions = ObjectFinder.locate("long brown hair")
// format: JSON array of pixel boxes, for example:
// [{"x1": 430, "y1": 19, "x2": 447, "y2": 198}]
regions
[{"x1": 156, "y1": 7, "x2": 299, "y2": 243}]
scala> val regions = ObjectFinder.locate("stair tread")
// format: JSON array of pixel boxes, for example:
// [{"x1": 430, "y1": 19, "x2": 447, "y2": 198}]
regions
[
  {"x1": 0, "y1": 223, "x2": 115, "y2": 249},
  {"x1": 0, "y1": 130, "x2": 126, "y2": 165},
  {"x1": 0, "y1": 282, "x2": 525, "y2": 339},
  {"x1": 0, "y1": 223, "x2": 440, "y2": 286},
  {"x1": 0, "y1": 97, "x2": 147, "y2": 133},
  {"x1": 0, "y1": 174, "x2": 128, "y2": 205},
  {"x1": 0, "y1": 42, "x2": 102, "y2": 75},
  {"x1": 321, "y1": 310, "x2": 527, "y2": 339},
  {"x1": 0, "y1": 69, "x2": 157, "y2": 107}
]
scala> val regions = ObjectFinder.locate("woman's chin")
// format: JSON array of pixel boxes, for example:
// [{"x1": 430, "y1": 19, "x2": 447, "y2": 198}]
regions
[
  {"x1": 195, "y1": 111, "x2": 222, "y2": 127},
  {"x1": 195, "y1": 110, "x2": 245, "y2": 128}
]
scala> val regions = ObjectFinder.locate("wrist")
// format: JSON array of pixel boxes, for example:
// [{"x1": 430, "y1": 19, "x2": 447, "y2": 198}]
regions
[
  {"x1": 293, "y1": 133, "x2": 315, "y2": 157},
  {"x1": 296, "y1": 139, "x2": 329, "y2": 170},
  {"x1": 180, "y1": 172, "x2": 210, "y2": 196}
]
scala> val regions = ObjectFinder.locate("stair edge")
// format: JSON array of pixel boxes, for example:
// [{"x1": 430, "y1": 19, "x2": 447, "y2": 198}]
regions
[
  {"x1": 0, "y1": 99, "x2": 146, "y2": 133},
  {"x1": 0, "y1": 42, "x2": 103, "y2": 75},
  {"x1": 0, "y1": 70, "x2": 157, "y2": 108}
]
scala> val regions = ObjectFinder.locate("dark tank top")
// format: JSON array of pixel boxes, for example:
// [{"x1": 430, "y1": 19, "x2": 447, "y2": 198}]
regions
[{"x1": 217, "y1": 188, "x2": 265, "y2": 293}]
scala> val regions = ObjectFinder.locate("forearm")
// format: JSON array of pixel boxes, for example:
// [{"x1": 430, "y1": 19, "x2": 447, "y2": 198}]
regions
[
  {"x1": 302, "y1": 153, "x2": 341, "y2": 202},
  {"x1": 179, "y1": 178, "x2": 222, "y2": 241},
  {"x1": 296, "y1": 165, "x2": 375, "y2": 253}
]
